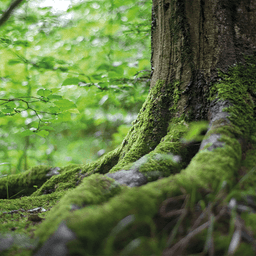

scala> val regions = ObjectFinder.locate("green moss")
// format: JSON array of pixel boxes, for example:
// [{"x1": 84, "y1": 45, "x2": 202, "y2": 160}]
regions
[
  {"x1": 224, "y1": 147, "x2": 256, "y2": 202},
  {"x1": 0, "y1": 191, "x2": 66, "y2": 255},
  {"x1": 34, "y1": 128, "x2": 242, "y2": 255},
  {"x1": 83, "y1": 146, "x2": 121, "y2": 175},
  {"x1": 209, "y1": 56, "x2": 256, "y2": 139},
  {"x1": 35, "y1": 173, "x2": 125, "y2": 245},
  {"x1": 176, "y1": 133, "x2": 241, "y2": 191},
  {"x1": 206, "y1": 118, "x2": 243, "y2": 139},
  {"x1": 62, "y1": 176, "x2": 180, "y2": 255},
  {"x1": 109, "y1": 80, "x2": 174, "y2": 172},
  {"x1": 107, "y1": 119, "x2": 188, "y2": 182},
  {"x1": 30, "y1": 147, "x2": 122, "y2": 197},
  {"x1": 238, "y1": 149, "x2": 256, "y2": 190},
  {"x1": 0, "y1": 166, "x2": 52, "y2": 199},
  {"x1": 241, "y1": 212, "x2": 256, "y2": 237},
  {"x1": 31, "y1": 165, "x2": 81, "y2": 196},
  {"x1": 108, "y1": 80, "x2": 188, "y2": 174},
  {"x1": 233, "y1": 242, "x2": 255, "y2": 256},
  {"x1": 168, "y1": 80, "x2": 182, "y2": 113}
]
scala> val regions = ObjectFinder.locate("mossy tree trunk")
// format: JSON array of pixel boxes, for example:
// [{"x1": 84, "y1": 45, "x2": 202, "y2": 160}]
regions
[{"x1": 2, "y1": 1, "x2": 256, "y2": 255}]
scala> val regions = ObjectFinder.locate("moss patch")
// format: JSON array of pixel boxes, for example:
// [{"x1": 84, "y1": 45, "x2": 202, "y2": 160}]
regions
[
  {"x1": 0, "y1": 166, "x2": 52, "y2": 199},
  {"x1": 209, "y1": 56, "x2": 256, "y2": 139},
  {"x1": 35, "y1": 173, "x2": 125, "y2": 246}
]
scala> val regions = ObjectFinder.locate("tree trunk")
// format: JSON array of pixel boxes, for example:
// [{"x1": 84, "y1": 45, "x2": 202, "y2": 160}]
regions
[{"x1": 1, "y1": 1, "x2": 256, "y2": 255}]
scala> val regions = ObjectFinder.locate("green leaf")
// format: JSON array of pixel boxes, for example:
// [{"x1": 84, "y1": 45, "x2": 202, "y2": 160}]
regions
[
  {"x1": 2, "y1": 108, "x2": 13, "y2": 114},
  {"x1": 108, "y1": 71, "x2": 119, "y2": 78},
  {"x1": 37, "y1": 56, "x2": 55, "y2": 69},
  {"x1": 56, "y1": 60, "x2": 67, "y2": 64},
  {"x1": 113, "y1": 66, "x2": 124, "y2": 75},
  {"x1": 20, "y1": 130, "x2": 35, "y2": 137},
  {"x1": 36, "y1": 130, "x2": 49, "y2": 137},
  {"x1": 57, "y1": 112, "x2": 71, "y2": 122},
  {"x1": 91, "y1": 73, "x2": 103, "y2": 81},
  {"x1": 54, "y1": 99, "x2": 76, "y2": 111},
  {"x1": 182, "y1": 121, "x2": 208, "y2": 142},
  {"x1": 6, "y1": 102, "x2": 16, "y2": 108},
  {"x1": 48, "y1": 94, "x2": 62, "y2": 100},
  {"x1": 14, "y1": 40, "x2": 30, "y2": 47},
  {"x1": 97, "y1": 63, "x2": 112, "y2": 71},
  {"x1": 59, "y1": 67, "x2": 69, "y2": 72},
  {"x1": 49, "y1": 107, "x2": 60, "y2": 113},
  {"x1": 8, "y1": 59, "x2": 22, "y2": 65},
  {"x1": 51, "y1": 88, "x2": 61, "y2": 93},
  {"x1": 37, "y1": 89, "x2": 52, "y2": 97},
  {"x1": 62, "y1": 78, "x2": 80, "y2": 86},
  {"x1": 40, "y1": 126, "x2": 55, "y2": 131},
  {"x1": 68, "y1": 108, "x2": 80, "y2": 113}
]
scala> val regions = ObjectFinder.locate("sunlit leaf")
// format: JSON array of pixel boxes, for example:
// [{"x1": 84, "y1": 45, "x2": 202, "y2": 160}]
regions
[
  {"x1": 182, "y1": 121, "x2": 209, "y2": 142},
  {"x1": 48, "y1": 94, "x2": 62, "y2": 100},
  {"x1": 37, "y1": 89, "x2": 52, "y2": 97},
  {"x1": 37, "y1": 56, "x2": 55, "y2": 69},
  {"x1": 62, "y1": 77, "x2": 80, "y2": 86},
  {"x1": 54, "y1": 99, "x2": 76, "y2": 111},
  {"x1": 113, "y1": 66, "x2": 124, "y2": 75},
  {"x1": 59, "y1": 67, "x2": 69, "y2": 72},
  {"x1": 36, "y1": 130, "x2": 49, "y2": 137},
  {"x1": 20, "y1": 130, "x2": 35, "y2": 137},
  {"x1": 97, "y1": 63, "x2": 112, "y2": 71},
  {"x1": 51, "y1": 88, "x2": 61, "y2": 93},
  {"x1": 68, "y1": 108, "x2": 80, "y2": 113},
  {"x1": 2, "y1": 108, "x2": 13, "y2": 114},
  {"x1": 57, "y1": 112, "x2": 71, "y2": 121},
  {"x1": 40, "y1": 126, "x2": 55, "y2": 131},
  {"x1": 6, "y1": 102, "x2": 16, "y2": 108},
  {"x1": 49, "y1": 106, "x2": 60, "y2": 113},
  {"x1": 91, "y1": 73, "x2": 104, "y2": 81},
  {"x1": 8, "y1": 59, "x2": 22, "y2": 65}
]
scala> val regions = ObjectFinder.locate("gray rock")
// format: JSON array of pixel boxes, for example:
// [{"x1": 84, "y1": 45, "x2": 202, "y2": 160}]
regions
[
  {"x1": 208, "y1": 99, "x2": 231, "y2": 126},
  {"x1": 0, "y1": 233, "x2": 38, "y2": 253},
  {"x1": 34, "y1": 222, "x2": 76, "y2": 256},
  {"x1": 46, "y1": 167, "x2": 61, "y2": 177},
  {"x1": 106, "y1": 170, "x2": 147, "y2": 187},
  {"x1": 0, "y1": 234, "x2": 13, "y2": 252},
  {"x1": 199, "y1": 134, "x2": 225, "y2": 151},
  {"x1": 200, "y1": 100, "x2": 231, "y2": 151}
]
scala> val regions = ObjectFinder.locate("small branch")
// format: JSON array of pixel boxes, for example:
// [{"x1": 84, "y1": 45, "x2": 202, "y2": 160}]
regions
[
  {"x1": 0, "y1": 97, "x2": 58, "y2": 130},
  {"x1": 0, "y1": 0, "x2": 25, "y2": 27}
]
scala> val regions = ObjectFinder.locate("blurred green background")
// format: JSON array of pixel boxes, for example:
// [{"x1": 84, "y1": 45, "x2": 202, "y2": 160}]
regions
[{"x1": 0, "y1": 0, "x2": 151, "y2": 174}]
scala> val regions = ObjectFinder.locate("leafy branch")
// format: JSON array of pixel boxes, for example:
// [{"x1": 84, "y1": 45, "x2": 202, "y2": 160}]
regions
[
  {"x1": 0, "y1": 89, "x2": 77, "y2": 137},
  {"x1": 0, "y1": 0, "x2": 25, "y2": 27},
  {"x1": 0, "y1": 96, "x2": 56, "y2": 129}
]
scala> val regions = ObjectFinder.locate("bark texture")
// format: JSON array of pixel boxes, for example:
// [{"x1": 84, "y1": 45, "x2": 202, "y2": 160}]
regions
[{"x1": 151, "y1": 0, "x2": 256, "y2": 120}]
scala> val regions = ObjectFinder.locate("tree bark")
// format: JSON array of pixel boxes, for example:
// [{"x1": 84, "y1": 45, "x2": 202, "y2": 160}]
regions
[{"x1": 1, "y1": 1, "x2": 256, "y2": 255}]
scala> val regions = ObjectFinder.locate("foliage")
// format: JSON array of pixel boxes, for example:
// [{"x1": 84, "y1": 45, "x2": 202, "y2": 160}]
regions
[{"x1": 0, "y1": 0, "x2": 151, "y2": 174}]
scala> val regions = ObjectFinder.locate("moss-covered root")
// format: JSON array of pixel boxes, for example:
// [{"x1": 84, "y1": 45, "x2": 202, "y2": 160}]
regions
[
  {"x1": 109, "y1": 80, "x2": 174, "y2": 173},
  {"x1": 34, "y1": 128, "x2": 242, "y2": 255},
  {"x1": 31, "y1": 147, "x2": 121, "y2": 197},
  {"x1": 34, "y1": 174, "x2": 126, "y2": 247},
  {"x1": 85, "y1": 146, "x2": 121, "y2": 175},
  {"x1": 0, "y1": 166, "x2": 53, "y2": 199},
  {"x1": 107, "y1": 120, "x2": 189, "y2": 182}
]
